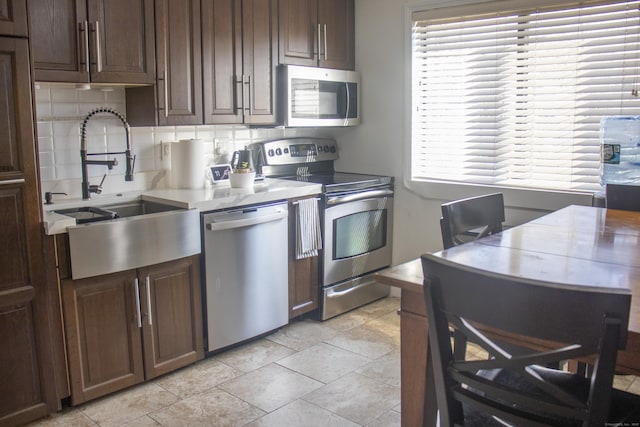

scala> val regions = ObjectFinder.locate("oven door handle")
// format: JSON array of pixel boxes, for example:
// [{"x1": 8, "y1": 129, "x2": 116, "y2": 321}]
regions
[{"x1": 326, "y1": 188, "x2": 394, "y2": 205}]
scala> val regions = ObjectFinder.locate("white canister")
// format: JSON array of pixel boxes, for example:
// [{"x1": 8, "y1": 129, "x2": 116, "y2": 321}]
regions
[{"x1": 171, "y1": 139, "x2": 207, "y2": 189}]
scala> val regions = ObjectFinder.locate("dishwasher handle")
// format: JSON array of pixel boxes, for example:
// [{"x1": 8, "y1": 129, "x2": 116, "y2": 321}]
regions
[{"x1": 206, "y1": 209, "x2": 288, "y2": 232}]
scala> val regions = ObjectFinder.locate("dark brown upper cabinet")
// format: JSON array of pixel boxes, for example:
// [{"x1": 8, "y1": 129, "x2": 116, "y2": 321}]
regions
[
  {"x1": 202, "y1": 0, "x2": 278, "y2": 125},
  {"x1": 127, "y1": 0, "x2": 203, "y2": 126},
  {"x1": 279, "y1": 0, "x2": 354, "y2": 70},
  {"x1": 0, "y1": 0, "x2": 28, "y2": 36},
  {"x1": 28, "y1": 0, "x2": 155, "y2": 84},
  {"x1": 127, "y1": 0, "x2": 277, "y2": 126}
]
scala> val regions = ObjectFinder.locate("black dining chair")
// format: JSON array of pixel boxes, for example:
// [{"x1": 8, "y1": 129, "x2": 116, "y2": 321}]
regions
[
  {"x1": 605, "y1": 183, "x2": 640, "y2": 211},
  {"x1": 440, "y1": 193, "x2": 505, "y2": 249},
  {"x1": 421, "y1": 253, "x2": 640, "y2": 427}
]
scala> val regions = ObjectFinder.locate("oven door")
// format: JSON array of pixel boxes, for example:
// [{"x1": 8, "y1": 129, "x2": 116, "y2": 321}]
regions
[{"x1": 322, "y1": 189, "x2": 393, "y2": 286}]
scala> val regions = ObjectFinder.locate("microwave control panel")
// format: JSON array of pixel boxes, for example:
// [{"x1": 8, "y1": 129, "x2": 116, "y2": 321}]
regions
[{"x1": 254, "y1": 138, "x2": 338, "y2": 166}]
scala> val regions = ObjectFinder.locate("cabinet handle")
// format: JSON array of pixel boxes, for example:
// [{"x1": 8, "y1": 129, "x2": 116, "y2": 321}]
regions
[
  {"x1": 94, "y1": 21, "x2": 102, "y2": 72},
  {"x1": 80, "y1": 20, "x2": 90, "y2": 73},
  {"x1": 158, "y1": 72, "x2": 169, "y2": 118},
  {"x1": 146, "y1": 276, "x2": 152, "y2": 326},
  {"x1": 317, "y1": 24, "x2": 321, "y2": 61},
  {"x1": 246, "y1": 75, "x2": 252, "y2": 116},
  {"x1": 323, "y1": 24, "x2": 328, "y2": 61},
  {"x1": 237, "y1": 75, "x2": 246, "y2": 117},
  {"x1": 0, "y1": 179, "x2": 25, "y2": 186},
  {"x1": 134, "y1": 278, "x2": 142, "y2": 328}
]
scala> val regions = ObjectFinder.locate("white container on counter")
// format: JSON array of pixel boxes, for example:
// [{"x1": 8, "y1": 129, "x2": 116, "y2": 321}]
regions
[{"x1": 171, "y1": 139, "x2": 207, "y2": 189}]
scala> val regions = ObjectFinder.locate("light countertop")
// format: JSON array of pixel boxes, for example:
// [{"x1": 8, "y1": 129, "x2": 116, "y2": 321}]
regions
[{"x1": 43, "y1": 178, "x2": 322, "y2": 235}]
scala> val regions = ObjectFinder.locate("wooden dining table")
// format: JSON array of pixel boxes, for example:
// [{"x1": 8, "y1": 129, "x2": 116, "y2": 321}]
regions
[{"x1": 375, "y1": 205, "x2": 640, "y2": 427}]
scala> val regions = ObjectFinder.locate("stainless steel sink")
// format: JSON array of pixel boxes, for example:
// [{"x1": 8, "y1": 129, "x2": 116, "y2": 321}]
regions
[
  {"x1": 101, "y1": 200, "x2": 182, "y2": 218},
  {"x1": 66, "y1": 200, "x2": 200, "y2": 280},
  {"x1": 54, "y1": 206, "x2": 118, "y2": 224}
]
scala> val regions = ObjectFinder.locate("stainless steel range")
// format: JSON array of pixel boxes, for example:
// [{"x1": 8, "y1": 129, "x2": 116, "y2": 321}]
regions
[{"x1": 252, "y1": 138, "x2": 393, "y2": 320}]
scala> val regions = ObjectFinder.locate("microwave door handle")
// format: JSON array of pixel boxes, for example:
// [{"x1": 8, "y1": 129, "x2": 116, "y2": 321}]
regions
[{"x1": 345, "y1": 82, "x2": 350, "y2": 124}]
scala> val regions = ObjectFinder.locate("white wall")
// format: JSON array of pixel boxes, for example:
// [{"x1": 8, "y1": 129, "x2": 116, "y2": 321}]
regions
[{"x1": 338, "y1": 0, "x2": 594, "y2": 265}]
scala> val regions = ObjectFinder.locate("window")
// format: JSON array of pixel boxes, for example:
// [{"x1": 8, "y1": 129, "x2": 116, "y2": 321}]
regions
[{"x1": 411, "y1": 0, "x2": 640, "y2": 193}]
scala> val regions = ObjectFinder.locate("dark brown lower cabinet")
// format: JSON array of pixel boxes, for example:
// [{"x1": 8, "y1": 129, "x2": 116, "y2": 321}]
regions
[
  {"x1": 288, "y1": 196, "x2": 320, "y2": 319},
  {"x1": 62, "y1": 256, "x2": 203, "y2": 405}
]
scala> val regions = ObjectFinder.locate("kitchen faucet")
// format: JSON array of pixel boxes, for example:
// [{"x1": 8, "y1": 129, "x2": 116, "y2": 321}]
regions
[{"x1": 80, "y1": 107, "x2": 135, "y2": 200}]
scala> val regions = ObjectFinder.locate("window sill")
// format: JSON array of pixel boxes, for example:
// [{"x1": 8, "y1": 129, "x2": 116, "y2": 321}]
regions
[{"x1": 403, "y1": 177, "x2": 596, "y2": 212}]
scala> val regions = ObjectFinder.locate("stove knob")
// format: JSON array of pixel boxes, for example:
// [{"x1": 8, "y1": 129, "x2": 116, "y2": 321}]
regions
[
  {"x1": 267, "y1": 149, "x2": 275, "y2": 157},
  {"x1": 317, "y1": 146, "x2": 323, "y2": 152},
  {"x1": 276, "y1": 148, "x2": 283, "y2": 156},
  {"x1": 284, "y1": 148, "x2": 289, "y2": 154},
  {"x1": 324, "y1": 145, "x2": 330, "y2": 152},
  {"x1": 329, "y1": 146, "x2": 336, "y2": 153}
]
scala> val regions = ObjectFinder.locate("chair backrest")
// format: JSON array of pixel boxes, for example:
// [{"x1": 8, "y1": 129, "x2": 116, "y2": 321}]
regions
[
  {"x1": 440, "y1": 193, "x2": 505, "y2": 249},
  {"x1": 421, "y1": 253, "x2": 631, "y2": 427},
  {"x1": 605, "y1": 183, "x2": 640, "y2": 211}
]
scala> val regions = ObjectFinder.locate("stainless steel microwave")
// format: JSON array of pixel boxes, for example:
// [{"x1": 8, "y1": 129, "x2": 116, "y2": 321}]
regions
[{"x1": 279, "y1": 65, "x2": 360, "y2": 127}]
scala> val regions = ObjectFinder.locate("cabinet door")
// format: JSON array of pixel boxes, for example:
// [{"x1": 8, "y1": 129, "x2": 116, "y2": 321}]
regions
[
  {"x1": 288, "y1": 197, "x2": 319, "y2": 319},
  {"x1": 318, "y1": 0, "x2": 354, "y2": 70},
  {"x1": 202, "y1": 0, "x2": 243, "y2": 124},
  {"x1": 62, "y1": 270, "x2": 144, "y2": 405},
  {"x1": 154, "y1": 0, "x2": 202, "y2": 125},
  {"x1": 139, "y1": 256, "x2": 203, "y2": 379},
  {"x1": 241, "y1": 0, "x2": 277, "y2": 125},
  {"x1": 28, "y1": 0, "x2": 89, "y2": 82},
  {"x1": 0, "y1": 37, "x2": 57, "y2": 426},
  {"x1": 278, "y1": 0, "x2": 317, "y2": 67},
  {"x1": 87, "y1": 0, "x2": 155, "y2": 84},
  {"x1": 0, "y1": 0, "x2": 27, "y2": 36}
]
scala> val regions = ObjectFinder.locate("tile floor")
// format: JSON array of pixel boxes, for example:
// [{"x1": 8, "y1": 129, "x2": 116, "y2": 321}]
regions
[
  {"x1": 27, "y1": 296, "x2": 640, "y2": 427},
  {"x1": 30, "y1": 297, "x2": 403, "y2": 427}
]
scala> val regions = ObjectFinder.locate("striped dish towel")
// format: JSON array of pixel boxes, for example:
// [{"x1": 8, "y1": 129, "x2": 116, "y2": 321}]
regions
[{"x1": 296, "y1": 198, "x2": 322, "y2": 259}]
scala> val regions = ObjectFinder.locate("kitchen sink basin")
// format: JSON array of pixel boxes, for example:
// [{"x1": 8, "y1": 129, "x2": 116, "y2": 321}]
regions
[
  {"x1": 101, "y1": 200, "x2": 182, "y2": 218},
  {"x1": 54, "y1": 206, "x2": 118, "y2": 224},
  {"x1": 56, "y1": 200, "x2": 182, "y2": 223},
  {"x1": 64, "y1": 199, "x2": 200, "y2": 280}
]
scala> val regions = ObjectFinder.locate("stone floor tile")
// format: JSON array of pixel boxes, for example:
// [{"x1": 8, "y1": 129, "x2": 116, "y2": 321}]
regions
[
  {"x1": 246, "y1": 399, "x2": 360, "y2": 427},
  {"x1": 29, "y1": 408, "x2": 97, "y2": 426},
  {"x1": 326, "y1": 322, "x2": 398, "y2": 359},
  {"x1": 366, "y1": 408, "x2": 402, "y2": 427},
  {"x1": 219, "y1": 363, "x2": 323, "y2": 412},
  {"x1": 357, "y1": 350, "x2": 401, "y2": 387},
  {"x1": 214, "y1": 339, "x2": 295, "y2": 373},
  {"x1": 354, "y1": 296, "x2": 400, "y2": 318},
  {"x1": 303, "y1": 372, "x2": 401, "y2": 425},
  {"x1": 277, "y1": 342, "x2": 371, "y2": 383},
  {"x1": 154, "y1": 357, "x2": 241, "y2": 398},
  {"x1": 78, "y1": 382, "x2": 179, "y2": 427},
  {"x1": 323, "y1": 309, "x2": 371, "y2": 332},
  {"x1": 148, "y1": 387, "x2": 264, "y2": 427},
  {"x1": 266, "y1": 319, "x2": 338, "y2": 351}
]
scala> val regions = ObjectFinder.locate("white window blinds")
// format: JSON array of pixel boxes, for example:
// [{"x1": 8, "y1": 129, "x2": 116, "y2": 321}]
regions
[{"x1": 412, "y1": 0, "x2": 640, "y2": 192}]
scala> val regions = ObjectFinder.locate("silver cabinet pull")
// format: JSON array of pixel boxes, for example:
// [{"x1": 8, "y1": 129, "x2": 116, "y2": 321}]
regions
[
  {"x1": 94, "y1": 21, "x2": 102, "y2": 72},
  {"x1": 134, "y1": 278, "x2": 142, "y2": 328},
  {"x1": 246, "y1": 74, "x2": 252, "y2": 116},
  {"x1": 317, "y1": 24, "x2": 321, "y2": 61},
  {"x1": 158, "y1": 72, "x2": 169, "y2": 117},
  {"x1": 237, "y1": 75, "x2": 246, "y2": 117},
  {"x1": 323, "y1": 24, "x2": 328, "y2": 61},
  {"x1": 146, "y1": 276, "x2": 153, "y2": 326},
  {"x1": 0, "y1": 179, "x2": 25, "y2": 186},
  {"x1": 80, "y1": 20, "x2": 90, "y2": 73}
]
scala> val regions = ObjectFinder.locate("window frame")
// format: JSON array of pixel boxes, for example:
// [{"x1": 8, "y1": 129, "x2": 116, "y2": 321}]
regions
[{"x1": 402, "y1": 0, "x2": 635, "y2": 209}]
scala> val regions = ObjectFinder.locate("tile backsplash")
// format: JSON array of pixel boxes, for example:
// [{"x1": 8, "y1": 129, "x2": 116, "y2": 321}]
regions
[{"x1": 36, "y1": 84, "x2": 333, "y2": 200}]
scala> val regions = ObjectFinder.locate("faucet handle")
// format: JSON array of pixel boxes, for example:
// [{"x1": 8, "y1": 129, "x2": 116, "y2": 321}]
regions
[{"x1": 89, "y1": 174, "x2": 108, "y2": 195}]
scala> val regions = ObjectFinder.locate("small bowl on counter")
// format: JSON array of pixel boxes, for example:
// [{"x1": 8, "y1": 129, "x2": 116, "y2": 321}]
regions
[{"x1": 229, "y1": 171, "x2": 256, "y2": 188}]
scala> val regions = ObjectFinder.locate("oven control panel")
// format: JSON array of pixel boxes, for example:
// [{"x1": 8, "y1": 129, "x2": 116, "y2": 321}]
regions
[{"x1": 253, "y1": 138, "x2": 339, "y2": 166}]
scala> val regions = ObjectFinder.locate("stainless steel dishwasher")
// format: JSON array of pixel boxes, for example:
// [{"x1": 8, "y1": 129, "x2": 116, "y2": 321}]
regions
[{"x1": 202, "y1": 201, "x2": 289, "y2": 352}]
